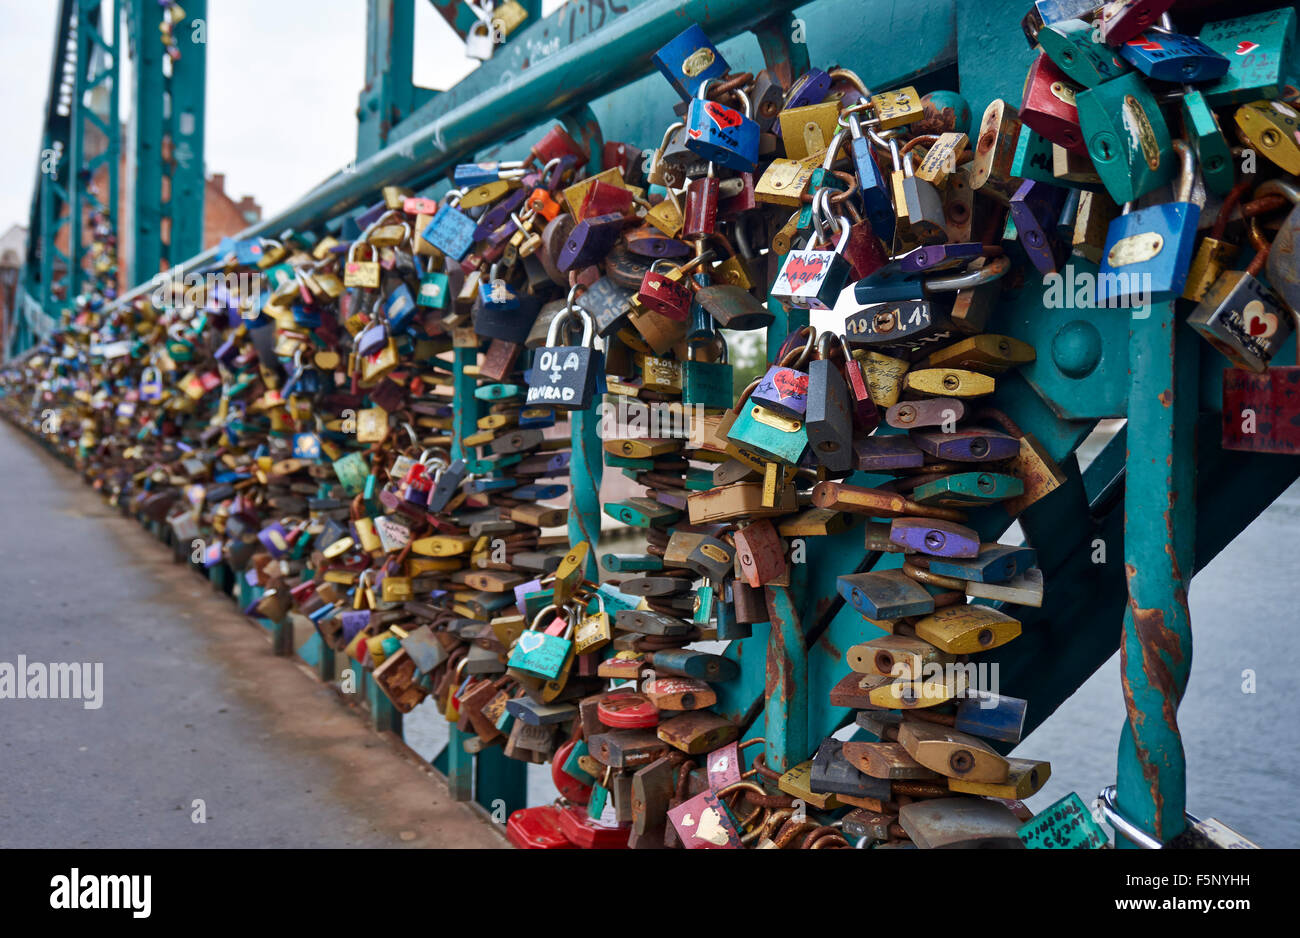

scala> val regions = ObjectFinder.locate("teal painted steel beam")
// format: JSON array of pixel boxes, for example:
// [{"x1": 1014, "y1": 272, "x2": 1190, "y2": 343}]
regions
[
  {"x1": 168, "y1": 0, "x2": 207, "y2": 265},
  {"x1": 105, "y1": 0, "x2": 827, "y2": 315},
  {"x1": 763, "y1": 585, "x2": 808, "y2": 773},
  {"x1": 359, "y1": 0, "x2": 418, "y2": 161},
  {"x1": 1116, "y1": 303, "x2": 1198, "y2": 846},
  {"x1": 129, "y1": 0, "x2": 165, "y2": 285}
]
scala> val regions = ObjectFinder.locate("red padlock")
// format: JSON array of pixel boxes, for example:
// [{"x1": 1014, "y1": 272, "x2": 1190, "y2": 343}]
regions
[
  {"x1": 506, "y1": 805, "x2": 573, "y2": 849},
  {"x1": 637, "y1": 260, "x2": 694, "y2": 322},
  {"x1": 1020, "y1": 53, "x2": 1085, "y2": 154},
  {"x1": 683, "y1": 165, "x2": 720, "y2": 238},
  {"x1": 596, "y1": 690, "x2": 659, "y2": 728},
  {"x1": 557, "y1": 803, "x2": 630, "y2": 848}
]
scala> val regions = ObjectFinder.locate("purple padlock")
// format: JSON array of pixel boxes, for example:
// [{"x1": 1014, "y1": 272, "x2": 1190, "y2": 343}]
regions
[
  {"x1": 889, "y1": 518, "x2": 981, "y2": 558},
  {"x1": 339, "y1": 610, "x2": 370, "y2": 645},
  {"x1": 557, "y1": 213, "x2": 624, "y2": 271},
  {"x1": 258, "y1": 521, "x2": 291, "y2": 557},
  {"x1": 751, "y1": 364, "x2": 810, "y2": 419}
]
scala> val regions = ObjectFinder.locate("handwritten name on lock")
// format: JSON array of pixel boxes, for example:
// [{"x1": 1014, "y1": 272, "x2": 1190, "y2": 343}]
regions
[{"x1": 526, "y1": 348, "x2": 587, "y2": 404}]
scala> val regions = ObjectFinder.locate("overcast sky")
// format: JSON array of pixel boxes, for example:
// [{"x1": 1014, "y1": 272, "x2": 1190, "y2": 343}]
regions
[{"x1": 0, "y1": 0, "x2": 564, "y2": 233}]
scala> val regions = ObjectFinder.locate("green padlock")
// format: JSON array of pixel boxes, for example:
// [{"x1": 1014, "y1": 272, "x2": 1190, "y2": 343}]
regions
[
  {"x1": 1010, "y1": 126, "x2": 1057, "y2": 185},
  {"x1": 1198, "y1": 8, "x2": 1297, "y2": 106},
  {"x1": 726, "y1": 397, "x2": 809, "y2": 465},
  {"x1": 507, "y1": 604, "x2": 574, "y2": 680},
  {"x1": 1182, "y1": 89, "x2": 1234, "y2": 196},
  {"x1": 1076, "y1": 71, "x2": 1174, "y2": 204},
  {"x1": 1037, "y1": 18, "x2": 1131, "y2": 89},
  {"x1": 682, "y1": 332, "x2": 733, "y2": 411}
]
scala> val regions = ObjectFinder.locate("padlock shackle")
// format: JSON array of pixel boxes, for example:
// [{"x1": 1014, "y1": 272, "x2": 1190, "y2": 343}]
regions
[
  {"x1": 1256, "y1": 178, "x2": 1300, "y2": 207},
  {"x1": 829, "y1": 67, "x2": 871, "y2": 99},
  {"x1": 1171, "y1": 139, "x2": 1194, "y2": 205},
  {"x1": 923, "y1": 254, "x2": 1010, "y2": 293},
  {"x1": 545, "y1": 286, "x2": 596, "y2": 348}
]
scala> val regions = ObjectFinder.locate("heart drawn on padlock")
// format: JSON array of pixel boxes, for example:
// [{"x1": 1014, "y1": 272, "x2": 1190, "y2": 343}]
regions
[
  {"x1": 704, "y1": 100, "x2": 742, "y2": 131},
  {"x1": 773, "y1": 369, "x2": 809, "y2": 400},
  {"x1": 783, "y1": 255, "x2": 827, "y2": 288},
  {"x1": 517, "y1": 631, "x2": 545, "y2": 654},
  {"x1": 695, "y1": 806, "x2": 731, "y2": 846},
  {"x1": 1243, "y1": 300, "x2": 1278, "y2": 338},
  {"x1": 1236, "y1": 41, "x2": 1259, "y2": 55}
]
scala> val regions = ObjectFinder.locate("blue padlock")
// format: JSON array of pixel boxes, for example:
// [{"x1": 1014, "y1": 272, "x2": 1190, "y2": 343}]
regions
[
  {"x1": 1096, "y1": 139, "x2": 1200, "y2": 309},
  {"x1": 684, "y1": 80, "x2": 759, "y2": 173},
  {"x1": 422, "y1": 190, "x2": 476, "y2": 260},
  {"x1": 1118, "y1": 30, "x2": 1229, "y2": 84},
  {"x1": 848, "y1": 116, "x2": 895, "y2": 247},
  {"x1": 652, "y1": 24, "x2": 728, "y2": 100},
  {"x1": 385, "y1": 283, "x2": 418, "y2": 333},
  {"x1": 452, "y1": 160, "x2": 527, "y2": 189}
]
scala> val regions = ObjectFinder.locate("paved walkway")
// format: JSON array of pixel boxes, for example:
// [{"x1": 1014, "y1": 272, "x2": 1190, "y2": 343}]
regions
[{"x1": 0, "y1": 421, "x2": 503, "y2": 848}]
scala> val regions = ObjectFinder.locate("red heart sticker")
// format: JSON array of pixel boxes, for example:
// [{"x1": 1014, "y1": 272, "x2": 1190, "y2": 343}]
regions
[
  {"x1": 783, "y1": 255, "x2": 826, "y2": 288},
  {"x1": 704, "y1": 100, "x2": 743, "y2": 131},
  {"x1": 1236, "y1": 41, "x2": 1259, "y2": 55},
  {"x1": 1127, "y1": 36, "x2": 1162, "y2": 51},
  {"x1": 687, "y1": 128, "x2": 702, "y2": 139},
  {"x1": 773, "y1": 368, "x2": 809, "y2": 400}
]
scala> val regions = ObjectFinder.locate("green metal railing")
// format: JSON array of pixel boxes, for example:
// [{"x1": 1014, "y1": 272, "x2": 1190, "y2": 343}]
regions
[{"x1": 14, "y1": 0, "x2": 1300, "y2": 845}]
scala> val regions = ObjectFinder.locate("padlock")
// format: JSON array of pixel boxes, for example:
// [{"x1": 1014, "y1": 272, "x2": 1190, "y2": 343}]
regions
[
  {"x1": 684, "y1": 81, "x2": 759, "y2": 173},
  {"x1": 682, "y1": 331, "x2": 733, "y2": 411},
  {"x1": 1234, "y1": 98, "x2": 1300, "y2": 176},
  {"x1": 1182, "y1": 89, "x2": 1234, "y2": 196},
  {"x1": 1038, "y1": 17, "x2": 1132, "y2": 88},
  {"x1": 968, "y1": 98, "x2": 1024, "y2": 204},
  {"x1": 1096, "y1": 139, "x2": 1199, "y2": 308},
  {"x1": 1020, "y1": 52, "x2": 1086, "y2": 154},
  {"x1": 1009, "y1": 178, "x2": 1068, "y2": 274},
  {"x1": 683, "y1": 161, "x2": 720, "y2": 238},
  {"x1": 423, "y1": 190, "x2": 477, "y2": 260},
  {"x1": 1258, "y1": 178, "x2": 1300, "y2": 314},
  {"x1": 752, "y1": 331, "x2": 815, "y2": 418},
  {"x1": 508, "y1": 605, "x2": 574, "y2": 680},
  {"x1": 804, "y1": 333, "x2": 855, "y2": 473},
  {"x1": 846, "y1": 111, "x2": 896, "y2": 246},
  {"x1": 894, "y1": 140, "x2": 948, "y2": 246},
  {"x1": 1075, "y1": 70, "x2": 1174, "y2": 204},
  {"x1": 652, "y1": 23, "x2": 728, "y2": 100},
  {"x1": 1189, "y1": 218, "x2": 1295, "y2": 373},
  {"x1": 1184, "y1": 178, "x2": 1249, "y2": 303},
  {"x1": 1118, "y1": 28, "x2": 1229, "y2": 84},
  {"x1": 525, "y1": 289, "x2": 602, "y2": 410},
  {"x1": 1197, "y1": 8, "x2": 1297, "y2": 105},
  {"x1": 1097, "y1": 0, "x2": 1177, "y2": 47},
  {"x1": 772, "y1": 213, "x2": 854, "y2": 311},
  {"x1": 779, "y1": 99, "x2": 841, "y2": 161},
  {"x1": 343, "y1": 240, "x2": 381, "y2": 289},
  {"x1": 416, "y1": 269, "x2": 451, "y2": 309}
]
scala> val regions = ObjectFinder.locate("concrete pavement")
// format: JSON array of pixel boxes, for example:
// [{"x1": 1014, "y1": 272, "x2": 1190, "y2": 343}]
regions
[{"x1": 0, "y1": 420, "x2": 504, "y2": 848}]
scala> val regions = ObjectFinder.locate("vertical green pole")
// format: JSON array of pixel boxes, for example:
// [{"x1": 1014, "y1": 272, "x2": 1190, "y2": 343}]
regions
[
  {"x1": 563, "y1": 108, "x2": 605, "y2": 580},
  {"x1": 763, "y1": 579, "x2": 808, "y2": 773},
  {"x1": 129, "y1": 0, "x2": 164, "y2": 286},
  {"x1": 169, "y1": 0, "x2": 207, "y2": 263},
  {"x1": 443, "y1": 344, "x2": 480, "y2": 801},
  {"x1": 1116, "y1": 300, "x2": 1196, "y2": 846}
]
